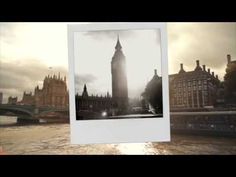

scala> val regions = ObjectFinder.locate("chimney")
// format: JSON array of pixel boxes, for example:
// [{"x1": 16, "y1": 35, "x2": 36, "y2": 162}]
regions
[
  {"x1": 180, "y1": 63, "x2": 183, "y2": 70},
  {"x1": 154, "y1": 69, "x2": 157, "y2": 76},
  {"x1": 202, "y1": 65, "x2": 206, "y2": 71},
  {"x1": 216, "y1": 75, "x2": 219, "y2": 80},
  {"x1": 212, "y1": 72, "x2": 214, "y2": 77},
  {"x1": 227, "y1": 54, "x2": 231, "y2": 64},
  {"x1": 208, "y1": 68, "x2": 210, "y2": 74},
  {"x1": 196, "y1": 60, "x2": 200, "y2": 66}
]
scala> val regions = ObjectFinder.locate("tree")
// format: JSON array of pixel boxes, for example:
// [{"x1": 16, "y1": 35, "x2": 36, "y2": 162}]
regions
[
  {"x1": 224, "y1": 62, "x2": 236, "y2": 105},
  {"x1": 142, "y1": 76, "x2": 163, "y2": 114}
]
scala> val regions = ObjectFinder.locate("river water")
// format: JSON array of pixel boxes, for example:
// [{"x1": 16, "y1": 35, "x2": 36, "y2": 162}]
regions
[{"x1": 0, "y1": 116, "x2": 236, "y2": 155}]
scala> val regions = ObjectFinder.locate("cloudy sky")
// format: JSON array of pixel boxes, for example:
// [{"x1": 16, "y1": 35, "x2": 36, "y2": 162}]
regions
[
  {"x1": 0, "y1": 23, "x2": 235, "y2": 103},
  {"x1": 74, "y1": 30, "x2": 161, "y2": 98}
]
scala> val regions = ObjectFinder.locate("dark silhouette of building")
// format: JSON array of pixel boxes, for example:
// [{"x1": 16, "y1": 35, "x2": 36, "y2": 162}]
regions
[
  {"x1": 142, "y1": 69, "x2": 163, "y2": 114},
  {"x1": 224, "y1": 54, "x2": 236, "y2": 105},
  {"x1": 19, "y1": 73, "x2": 69, "y2": 108},
  {"x1": 0, "y1": 92, "x2": 2, "y2": 104},
  {"x1": 170, "y1": 60, "x2": 220, "y2": 109},
  {"x1": 82, "y1": 84, "x2": 89, "y2": 98},
  {"x1": 111, "y1": 35, "x2": 128, "y2": 114},
  {"x1": 8, "y1": 96, "x2": 18, "y2": 105},
  {"x1": 75, "y1": 84, "x2": 113, "y2": 118}
]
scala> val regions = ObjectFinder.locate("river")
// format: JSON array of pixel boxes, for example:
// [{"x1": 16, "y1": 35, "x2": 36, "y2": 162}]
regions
[{"x1": 0, "y1": 116, "x2": 236, "y2": 155}]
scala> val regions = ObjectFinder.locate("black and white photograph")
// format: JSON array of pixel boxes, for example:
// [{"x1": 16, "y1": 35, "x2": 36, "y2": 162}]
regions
[
  {"x1": 74, "y1": 29, "x2": 163, "y2": 120},
  {"x1": 68, "y1": 23, "x2": 170, "y2": 144}
]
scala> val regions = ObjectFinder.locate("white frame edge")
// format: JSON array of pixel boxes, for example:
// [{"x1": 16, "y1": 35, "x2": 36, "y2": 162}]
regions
[{"x1": 67, "y1": 23, "x2": 170, "y2": 144}]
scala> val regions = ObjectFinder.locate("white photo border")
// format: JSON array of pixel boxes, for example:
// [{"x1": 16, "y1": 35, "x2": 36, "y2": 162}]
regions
[{"x1": 68, "y1": 23, "x2": 170, "y2": 144}]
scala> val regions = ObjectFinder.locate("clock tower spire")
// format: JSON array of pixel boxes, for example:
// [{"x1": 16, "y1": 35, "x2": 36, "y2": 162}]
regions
[{"x1": 111, "y1": 35, "x2": 128, "y2": 114}]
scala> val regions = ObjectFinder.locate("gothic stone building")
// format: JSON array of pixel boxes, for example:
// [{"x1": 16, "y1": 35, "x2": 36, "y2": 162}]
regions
[
  {"x1": 170, "y1": 60, "x2": 220, "y2": 109},
  {"x1": 20, "y1": 92, "x2": 34, "y2": 105},
  {"x1": 75, "y1": 84, "x2": 113, "y2": 114},
  {"x1": 20, "y1": 73, "x2": 69, "y2": 108}
]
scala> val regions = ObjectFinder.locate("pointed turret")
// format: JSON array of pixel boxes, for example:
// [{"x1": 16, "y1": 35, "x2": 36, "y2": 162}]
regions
[
  {"x1": 82, "y1": 84, "x2": 88, "y2": 98},
  {"x1": 115, "y1": 34, "x2": 122, "y2": 50}
]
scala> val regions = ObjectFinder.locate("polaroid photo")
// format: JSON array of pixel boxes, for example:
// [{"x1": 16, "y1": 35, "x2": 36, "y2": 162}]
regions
[{"x1": 68, "y1": 23, "x2": 170, "y2": 144}]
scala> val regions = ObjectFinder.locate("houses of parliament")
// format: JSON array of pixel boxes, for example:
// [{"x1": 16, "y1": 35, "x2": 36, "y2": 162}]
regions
[
  {"x1": 8, "y1": 73, "x2": 69, "y2": 108},
  {"x1": 75, "y1": 36, "x2": 129, "y2": 116}
]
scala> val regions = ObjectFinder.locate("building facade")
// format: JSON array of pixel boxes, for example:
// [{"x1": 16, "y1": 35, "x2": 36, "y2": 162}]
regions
[
  {"x1": 170, "y1": 60, "x2": 220, "y2": 109},
  {"x1": 19, "y1": 73, "x2": 69, "y2": 108},
  {"x1": 111, "y1": 36, "x2": 129, "y2": 113},
  {"x1": 34, "y1": 74, "x2": 69, "y2": 108},
  {"x1": 20, "y1": 92, "x2": 34, "y2": 105}
]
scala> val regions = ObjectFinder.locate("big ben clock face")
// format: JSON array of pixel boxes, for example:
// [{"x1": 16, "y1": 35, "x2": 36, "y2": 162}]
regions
[{"x1": 68, "y1": 23, "x2": 170, "y2": 144}]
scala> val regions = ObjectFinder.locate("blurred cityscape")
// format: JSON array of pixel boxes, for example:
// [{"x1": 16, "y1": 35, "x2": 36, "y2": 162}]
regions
[{"x1": 0, "y1": 54, "x2": 235, "y2": 136}]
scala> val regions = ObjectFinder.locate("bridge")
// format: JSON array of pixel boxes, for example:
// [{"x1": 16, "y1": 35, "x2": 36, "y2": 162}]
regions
[{"x1": 0, "y1": 104, "x2": 69, "y2": 123}]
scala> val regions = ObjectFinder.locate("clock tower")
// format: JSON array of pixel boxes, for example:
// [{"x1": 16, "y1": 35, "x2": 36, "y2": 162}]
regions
[{"x1": 111, "y1": 35, "x2": 128, "y2": 114}]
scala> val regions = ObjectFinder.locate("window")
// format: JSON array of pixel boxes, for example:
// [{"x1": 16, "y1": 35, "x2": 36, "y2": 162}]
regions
[{"x1": 178, "y1": 82, "x2": 181, "y2": 88}]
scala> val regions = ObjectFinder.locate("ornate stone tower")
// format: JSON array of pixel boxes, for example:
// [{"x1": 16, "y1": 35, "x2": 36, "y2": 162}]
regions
[{"x1": 111, "y1": 35, "x2": 128, "y2": 114}]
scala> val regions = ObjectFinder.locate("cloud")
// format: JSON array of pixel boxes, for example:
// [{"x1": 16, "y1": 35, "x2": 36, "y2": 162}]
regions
[
  {"x1": 168, "y1": 23, "x2": 236, "y2": 80},
  {"x1": 75, "y1": 74, "x2": 97, "y2": 94},
  {"x1": 75, "y1": 74, "x2": 97, "y2": 85},
  {"x1": 84, "y1": 30, "x2": 135, "y2": 40},
  {"x1": 0, "y1": 59, "x2": 68, "y2": 103}
]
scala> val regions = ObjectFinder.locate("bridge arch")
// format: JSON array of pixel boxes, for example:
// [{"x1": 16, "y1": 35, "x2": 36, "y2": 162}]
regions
[{"x1": 0, "y1": 107, "x2": 33, "y2": 117}]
